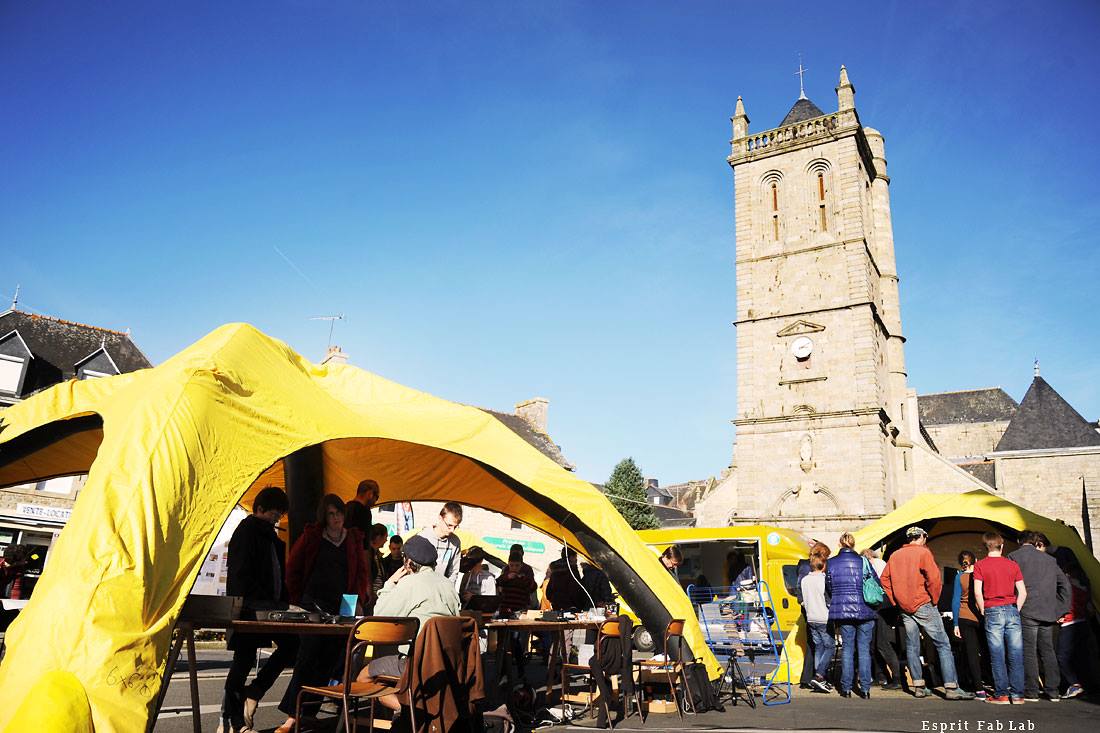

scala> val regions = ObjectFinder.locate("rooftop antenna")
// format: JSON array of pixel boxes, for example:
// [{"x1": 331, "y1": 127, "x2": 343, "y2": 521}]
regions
[
  {"x1": 309, "y1": 314, "x2": 344, "y2": 349},
  {"x1": 11, "y1": 284, "x2": 20, "y2": 310},
  {"x1": 795, "y1": 54, "x2": 808, "y2": 100}
]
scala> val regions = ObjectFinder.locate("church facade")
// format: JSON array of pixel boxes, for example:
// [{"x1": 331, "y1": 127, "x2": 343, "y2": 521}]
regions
[{"x1": 695, "y1": 67, "x2": 1100, "y2": 552}]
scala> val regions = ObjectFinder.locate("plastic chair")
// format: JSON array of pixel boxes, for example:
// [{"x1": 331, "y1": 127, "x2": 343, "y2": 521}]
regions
[
  {"x1": 634, "y1": 619, "x2": 696, "y2": 720},
  {"x1": 295, "y1": 616, "x2": 420, "y2": 733}
]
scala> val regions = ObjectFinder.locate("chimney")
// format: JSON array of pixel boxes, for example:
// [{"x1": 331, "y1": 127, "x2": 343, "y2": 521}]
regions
[
  {"x1": 322, "y1": 345, "x2": 349, "y2": 366},
  {"x1": 515, "y1": 397, "x2": 549, "y2": 434}
]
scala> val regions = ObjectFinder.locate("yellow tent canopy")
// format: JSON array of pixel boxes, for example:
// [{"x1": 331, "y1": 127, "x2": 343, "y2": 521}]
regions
[
  {"x1": 784, "y1": 490, "x2": 1100, "y2": 681},
  {"x1": 854, "y1": 489, "x2": 1100, "y2": 609},
  {"x1": 0, "y1": 324, "x2": 716, "y2": 732}
]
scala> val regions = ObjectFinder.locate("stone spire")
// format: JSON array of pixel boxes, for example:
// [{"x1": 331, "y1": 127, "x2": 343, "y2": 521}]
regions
[
  {"x1": 731, "y1": 95, "x2": 750, "y2": 140},
  {"x1": 836, "y1": 64, "x2": 855, "y2": 111}
]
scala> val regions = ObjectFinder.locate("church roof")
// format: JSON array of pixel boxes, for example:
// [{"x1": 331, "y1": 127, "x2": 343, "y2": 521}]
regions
[
  {"x1": 959, "y1": 461, "x2": 995, "y2": 487},
  {"x1": 917, "y1": 388, "x2": 1019, "y2": 426},
  {"x1": 779, "y1": 97, "x2": 826, "y2": 127},
  {"x1": 995, "y1": 376, "x2": 1100, "y2": 452}
]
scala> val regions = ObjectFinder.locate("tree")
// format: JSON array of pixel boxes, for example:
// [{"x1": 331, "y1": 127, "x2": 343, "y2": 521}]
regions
[{"x1": 604, "y1": 457, "x2": 660, "y2": 530}]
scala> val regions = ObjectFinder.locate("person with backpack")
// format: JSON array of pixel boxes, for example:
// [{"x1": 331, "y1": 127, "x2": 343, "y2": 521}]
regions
[{"x1": 825, "y1": 533, "x2": 878, "y2": 698}]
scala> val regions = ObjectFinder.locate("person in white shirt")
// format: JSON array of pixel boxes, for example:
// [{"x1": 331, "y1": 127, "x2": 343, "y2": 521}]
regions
[
  {"x1": 416, "y1": 502, "x2": 463, "y2": 578},
  {"x1": 800, "y1": 555, "x2": 834, "y2": 693}
]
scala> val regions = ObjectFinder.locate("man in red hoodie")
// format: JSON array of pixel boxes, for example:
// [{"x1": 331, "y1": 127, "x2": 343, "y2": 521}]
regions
[{"x1": 880, "y1": 526, "x2": 973, "y2": 700}]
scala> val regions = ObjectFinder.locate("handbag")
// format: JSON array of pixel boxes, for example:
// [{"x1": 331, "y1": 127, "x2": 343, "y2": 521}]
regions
[{"x1": 861, "y1": 557, "x2": 885, "y2": 606}]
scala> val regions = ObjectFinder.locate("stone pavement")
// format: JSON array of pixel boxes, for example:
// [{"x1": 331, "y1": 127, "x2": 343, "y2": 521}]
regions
[{"x1": 154, "y1": 650, "x2": 1097, "y2": 733}]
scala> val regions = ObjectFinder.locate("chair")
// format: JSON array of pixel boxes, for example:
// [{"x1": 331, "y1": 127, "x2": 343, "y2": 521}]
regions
[
  {"x1": 295, "y1": 616, "x2": 420, "y2": 733},
  {"x1": 564, "y1": 619, "x2": 644, "y2": 729},
  {"x1": 634, "y1": 619, "x2": 696, "y2": 720}
]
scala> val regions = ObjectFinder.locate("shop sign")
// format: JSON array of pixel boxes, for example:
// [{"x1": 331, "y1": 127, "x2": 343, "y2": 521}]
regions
[
  {"x1": 482, "y1": 536, "x2": 546, "y2": 555},
  {"x1": 15, "y1": 503, "x2": 72, "y2": 522}
]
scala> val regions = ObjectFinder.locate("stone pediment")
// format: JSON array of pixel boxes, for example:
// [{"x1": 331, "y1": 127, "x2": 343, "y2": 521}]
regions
[{"x1": 776, "y1": 320, "x2": 826, "y2": 337}]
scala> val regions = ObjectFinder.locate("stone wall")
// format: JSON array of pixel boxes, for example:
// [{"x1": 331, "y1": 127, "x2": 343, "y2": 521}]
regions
[
  {"x1": 924, "y1": 419, "x2": 1011, "y2": 460},
  {"x1": 993, "y1": 448, "x2": 1100, "y2": 555}
]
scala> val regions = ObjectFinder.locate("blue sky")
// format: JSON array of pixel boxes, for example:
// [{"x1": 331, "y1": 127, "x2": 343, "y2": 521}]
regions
[{"x1": 3, "y1": 1, "x2": 1098, "y2": 485}]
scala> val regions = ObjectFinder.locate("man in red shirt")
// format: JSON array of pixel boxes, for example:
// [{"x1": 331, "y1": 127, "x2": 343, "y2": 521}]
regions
[{"x1": 974, "y1": 531, "x2": 1028, "y2": 705}]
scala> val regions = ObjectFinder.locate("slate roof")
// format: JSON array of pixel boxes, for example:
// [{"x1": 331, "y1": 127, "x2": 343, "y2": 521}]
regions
[
  {"x1": 0, "y1": 309, "x2": 151, "y2": 397},
  {"x1": 917, "y1": 388, "x2": 1019, "y2": 426},
  {"x1": 653, "y1": 504, "x2": 695, "y2": 528},
  {"x1": 480, "y1": 408, "x2": 574, "y2": 470},
  {"x1": 959, "y1": 461, "x2": 995, "y2": 487},
  {"x1": 995, "y1": 376, "x2": 1100, "y2": 452},
  {"x1": 779, "y1": 97, "x2": 826, "y2": 127}
]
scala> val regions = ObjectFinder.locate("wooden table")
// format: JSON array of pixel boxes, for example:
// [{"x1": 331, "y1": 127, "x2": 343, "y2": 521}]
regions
[
  {"x1": 154, "y1": 618, "x2": 356, "y2": 733},
  {"x1": 485, "y1": 618, "x2": 602, "y2": 713}
]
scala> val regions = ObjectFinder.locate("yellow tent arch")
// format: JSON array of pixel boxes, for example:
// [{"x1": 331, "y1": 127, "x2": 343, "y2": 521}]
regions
[
  {"x1": 854, "y1": 490, "x2": 1100, "y2": 609},
  {"x1": 0, "y1": 324, "x2": 716, "y2": 732}
]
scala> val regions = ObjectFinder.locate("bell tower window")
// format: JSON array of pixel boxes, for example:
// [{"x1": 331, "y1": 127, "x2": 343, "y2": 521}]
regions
[
  {"x1": 817, "y1": 172, "x2": 827, "y2": 231},
  {"x1": 771, "y1": 182, "x2": 780, "y2": 240}
]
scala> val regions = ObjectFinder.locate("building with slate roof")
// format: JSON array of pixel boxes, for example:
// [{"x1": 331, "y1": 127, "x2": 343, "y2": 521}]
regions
[
  {"x1": 0, "y1": 308, "x2": 152, "y2": 570},
  {"x1": 913, "y1": 369, "x2": 1100, "y2": 551},
  {"x1": 918, "y1": 387, "x2": 1019, "y2": 460}
]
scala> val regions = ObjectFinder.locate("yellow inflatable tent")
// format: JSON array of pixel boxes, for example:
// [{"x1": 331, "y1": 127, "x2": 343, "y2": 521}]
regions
[
  {"x1": 0, "y1": 324, "x2": 716, "y2": 732},
  {"x1": 784, "y1": 490, "x2": 1100, "y2": 682},
  {"x1": 854, "y1": 490, "x2": 1100, "y2": 609}
]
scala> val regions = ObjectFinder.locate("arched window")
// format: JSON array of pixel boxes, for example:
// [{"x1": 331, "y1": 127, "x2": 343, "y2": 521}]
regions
[
  {"x1": 771, "y1": 182, "x2": 779, "y2": 241},
  {"x1": 817, "y1": 172, "x2": 827, "y2": 231}
]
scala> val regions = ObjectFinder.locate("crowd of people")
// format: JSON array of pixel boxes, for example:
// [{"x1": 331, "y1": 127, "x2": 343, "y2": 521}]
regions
[
  {"x1": 218, "y1": 482, "x2": 559, "y2": 733},
  {"x1": 796, "y1": 524, "x2": 1096, "y2": 706}
]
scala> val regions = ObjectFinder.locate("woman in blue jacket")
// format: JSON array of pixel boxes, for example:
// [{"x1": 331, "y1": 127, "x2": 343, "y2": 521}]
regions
[{"x1": 826, "y1": 532, "x2": 879, "y2": 697}]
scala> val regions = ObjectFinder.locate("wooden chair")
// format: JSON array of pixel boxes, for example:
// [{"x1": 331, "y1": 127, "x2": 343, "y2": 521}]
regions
[
  {"x1": 564, "y1": 619, "x2": 643, "y2": 729},
  {"x1": 634, "y1": 619, "x2": 696, "y2": 720},
  {"x1": 295, "y1": 616, "x2": 420, "y2": 733}
]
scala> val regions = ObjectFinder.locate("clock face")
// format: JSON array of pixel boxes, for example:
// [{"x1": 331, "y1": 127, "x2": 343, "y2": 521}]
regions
[{"x1": 791, "y1": 336, "x2": 814, "y2": 360}]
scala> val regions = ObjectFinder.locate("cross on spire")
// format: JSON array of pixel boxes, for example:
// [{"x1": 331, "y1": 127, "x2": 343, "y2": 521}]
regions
[{"x1": 795, "y1": 54, "x2": 808, "y2": 100}]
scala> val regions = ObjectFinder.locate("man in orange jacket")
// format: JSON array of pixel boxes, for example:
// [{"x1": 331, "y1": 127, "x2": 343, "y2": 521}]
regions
[{"x1": 881, "y1": 526, "x2": 974, "y2": 700}]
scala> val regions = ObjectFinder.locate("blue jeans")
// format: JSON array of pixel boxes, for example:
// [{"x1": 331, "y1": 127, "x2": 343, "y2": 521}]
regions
[
  {"x1": 838, "y1": 619, "x2": 874, "y2": 693},
  {"x1": 985, "y1": 605, "x2": 1025, "y2": 698},
  {"x1": 900, "y1": 603, "x2": 958, "y2": 688},
  {"x1": 808, "y1": 622, "x2": 834, "y2": 679}
]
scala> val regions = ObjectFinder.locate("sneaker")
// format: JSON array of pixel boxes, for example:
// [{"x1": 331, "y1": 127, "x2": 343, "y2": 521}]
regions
[
  {"x1": 1024, "y1": 695, "x2": 1040, "y2": 701},
  {"x1": 986, "y1": 695, "x2": 1011, "y2": 705},
  {"x1": 822, "y1": 680, "x2": 836, "y2": 693},
  {"x1": 945, "y1": 688, "x2": 975, "y2": 700},
  {"x1": 1062, "y1": 684, "x2": 1084, "y2": 699},
  {"x1": 912, "y1": 686, "x2": 929, "y2": 698},
  {"x1": 1041, "y1": 692, "x2": 1060, "y2": 702},
  {"x1": 974, "y1": 690, "x2": 988, "y2": 700},
  {"x1": 1010, "y1": 697, "x2": 1028, "y2": 704},
  {"x1": 809, "y1": 678, "x2": 830, "y2": 693},
  {"x1": 881, "y1": 681, "x2": 902, "y2": 690}
]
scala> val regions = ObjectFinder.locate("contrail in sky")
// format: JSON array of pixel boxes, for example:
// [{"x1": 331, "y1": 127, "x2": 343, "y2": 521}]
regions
[{"x1": 273, "y1": 245, "x2": 319, "y2": 292}]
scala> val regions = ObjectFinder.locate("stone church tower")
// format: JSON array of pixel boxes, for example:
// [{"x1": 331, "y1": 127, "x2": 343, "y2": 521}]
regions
[{"x1": 698, "y1": 67, "x2": 929, "y2": 533}]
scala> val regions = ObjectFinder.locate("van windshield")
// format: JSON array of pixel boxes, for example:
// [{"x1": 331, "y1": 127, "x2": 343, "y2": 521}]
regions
[{"x1": 663, "y1": 539, "x2": 760, "y2": 592}]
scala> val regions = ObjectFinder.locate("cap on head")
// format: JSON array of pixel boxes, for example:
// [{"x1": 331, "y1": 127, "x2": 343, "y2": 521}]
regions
[
  {"x1": 402, "y1": 535, "x2": 437, "y2": 567},
  {"x1": 905, "y1": 526, "x2": 928, "y2": 540}
]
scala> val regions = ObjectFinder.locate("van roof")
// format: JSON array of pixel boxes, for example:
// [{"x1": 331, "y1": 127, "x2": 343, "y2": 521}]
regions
[{"x1": 638, "y1": 525, "x2": 810, "y2": 561}]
